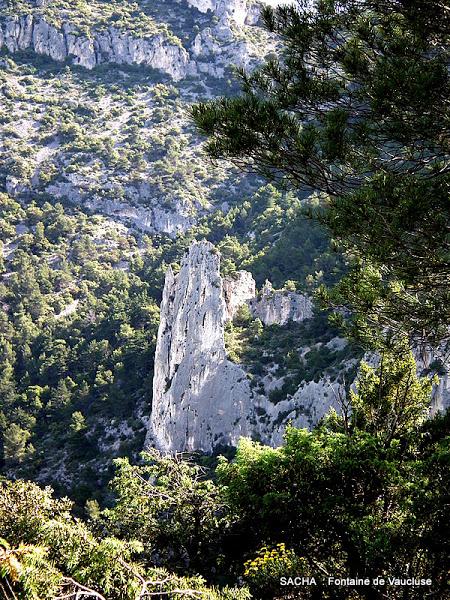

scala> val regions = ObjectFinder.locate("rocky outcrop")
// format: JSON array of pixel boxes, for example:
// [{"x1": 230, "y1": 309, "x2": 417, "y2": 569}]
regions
[
  {"x1": 415, "y1": 343, "x2": 450, "y2": 414},
  {"x1": 83, "y1": 197, "x2": 195, "y2": 237},
  {"x1": 188, "y1": 8, "x2": 276, "y2": 78},
  {"x1": 0, "y1": 15, "x2": 190, "y2": 80},
  {"x1": 262, "y1": 377, "x2": 346, "y2": 446},
  {"x1": 250, "y1": 281, "x2": 314, "y2": 326},
  {"x1": 224, "y1": 273, "x2": 313, "y2": 326},
  {"x1": 148, "y1": 241, "x2": 321, "y2": 452},
  {"x1": 148, "y1": 241, "x2": 256, "y2": 453},
  {"x1": 223, "y1": 270, "x2": 256, "y2": 319},
  {"x1": 0, "y1": 0, "x2": 277, "y2": 81},
  {"x1": 42, "y1": 181, "x2": 197, "y2": 236},
  {"x1": 187, "y1": 0, "x2": 249, "y2": 26},
  {"x1": 189, "y1": 26, "x2": 254, "y2": 77},
  {"x1": 186, "y1": 0, "x2": 270, "y2": 27},
  {"x1": 148, "y1": 241, "x2": 450, "y2": 454}
]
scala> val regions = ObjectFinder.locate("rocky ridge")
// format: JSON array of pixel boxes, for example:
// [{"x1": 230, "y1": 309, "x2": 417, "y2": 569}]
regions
[
  {"x1": 0, "y1": 0, "x2": 276, "y2": 81},
  {"x1": 250, "y1": 280, "x2": 314, "y2": 326},
  {"x1": 0, "y1": 0, "x2": 278, "y2": 238},
  {"x1": 0, "y1": 14, "x2": 190, "y2": 80},
  {"x1": 186, "y1": 0, "x2": 250, "y2": 27},
  {"x1": 222, "y1": 270, "x2": 256, "y2": 319}
]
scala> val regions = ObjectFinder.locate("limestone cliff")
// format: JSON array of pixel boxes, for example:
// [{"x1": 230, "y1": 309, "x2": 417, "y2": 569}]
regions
[
  {"x1": 250, "y1": 280, "x2": 313, "y2": 326},
  {"x1": 0, "y1": 15, "x2": 189, "y2": 80},
  {"x1": 148, "y1": 240, "x2": 331, "y2": 453},
  {"x1": 0, "y1": 1, "x2": 277, "y2": 81},
  {"x1": 149, "y1": 241, "x2": 256, "y2": 452},
  {"x1": 414, "y1": 343, "x2": 450, "y2": 415},
  {"x1": 187, "y1": 0, "x2": 249, "y2": 26},
  {"x1": 223, "y1": 270, "x2": 256, "y2": 319},
  {"x1": 0, "y1": 0, "x2": 277, "y2": 239}
]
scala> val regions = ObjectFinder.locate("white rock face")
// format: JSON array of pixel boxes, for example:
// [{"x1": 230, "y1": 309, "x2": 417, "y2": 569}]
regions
[
  {"x1": 43, "y1": 181, "x2": 196, "y2": 236},
  {"x1": 414, "y1": 343, "x2": 450, "y2": 414},
  {"x1": 187, "y1": 19, "x2": 268, "y2": 77},
  {"x1": 5, "y1": 176, "x2": 26, "y2": 197},
  {"x1": 0, "y1": 16, "x2": 190, "y2": 80},
  {"x1": 148, "y1": 242, "x2": 323, "y2": 453},
  {"x1": 264, "y1": 376, "x2": 346, "y2": 446},
  {"x1": 432, "y1": 372, "x2": 450, "y2": 414},
  {"x1": 149, "y1": 241, "x2": 449, "y2": 454},
  {"x1": 216, "y1": 0, "x2": 249, "y2": 26},
  {"x1": 185, "y1": 0, "x2": 279, "y2": 27},
  {"x1": 149, "y1": 241, "x2": 256, "y2": 453},
  {"x1": 223, "y1": 270, "x2": 256, "y2": 319},
  {"x1": 0, "y1": 1, "x2": 280, "y2": 81},
  {"x1": 362, "y1": 345, "x2": 450, "y2": 416},
  {"x1": 250, "y1": 280, "x2": 313, "y2": 326},
  {"x1": 83, "y1": 197, "x2": 195, "y2": 237},
  {"x1": 186, "y1": 0, "x2": 249, "y2": 26},
  {"x1": 186, "y1": 0, "x2": 216, "y2": 14}
]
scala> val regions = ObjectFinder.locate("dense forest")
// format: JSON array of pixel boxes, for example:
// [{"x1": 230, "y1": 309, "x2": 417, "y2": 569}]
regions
[{"x1": 1, "y1": 0, "x2": 449, "y2": 599}]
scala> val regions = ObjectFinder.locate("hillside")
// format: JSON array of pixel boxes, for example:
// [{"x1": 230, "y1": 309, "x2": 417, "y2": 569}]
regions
[
  {"x1": 1, "y1": 1, "x2": 449, "y2": 598},
  {"x1": 0, "y1": 0, "x2": 352, "y2": 502}
]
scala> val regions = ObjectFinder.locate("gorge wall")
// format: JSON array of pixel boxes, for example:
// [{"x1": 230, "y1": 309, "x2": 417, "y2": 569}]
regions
[
  {"x1": 0, "y1": 0, "x2": 283, "y2": 240},
  {"x1": 0, "y1": 0, "x2": 276, "y2": 81},
  {"x1": 0, "y1": 14, "x2": 190, "y2": 80}
]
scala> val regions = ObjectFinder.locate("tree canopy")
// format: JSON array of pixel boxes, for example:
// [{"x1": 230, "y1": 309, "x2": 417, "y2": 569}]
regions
[
  {"x1": 2, "y1": 350, "x2": 449, "y2": 599},
  {"x1": 192, "y1": 0, "x2": 450, "y2": 346}
]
